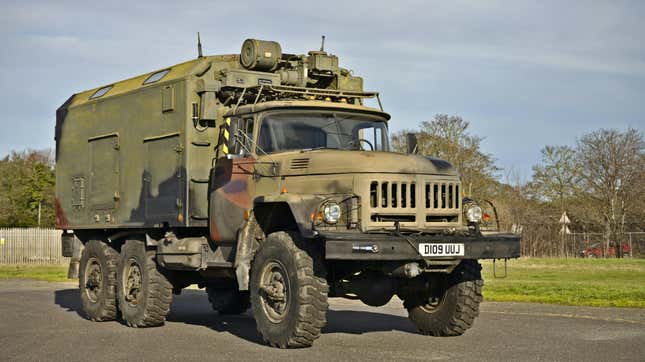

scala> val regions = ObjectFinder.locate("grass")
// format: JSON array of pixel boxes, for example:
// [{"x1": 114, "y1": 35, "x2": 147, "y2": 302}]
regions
[
  {"x1": 481, "y1": 258, "x2": 645, "y2": 308},
  {"x1": 0, "y1": 265, "x2": 70, "y2": 282},
  {"x1": 1, "y1": 258, "x2": 644, "y2": 308}
]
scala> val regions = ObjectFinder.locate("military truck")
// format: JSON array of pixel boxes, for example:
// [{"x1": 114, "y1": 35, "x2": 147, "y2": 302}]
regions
[{"x1": 56, "y1": 38, "x2": 520, "y2": 348}]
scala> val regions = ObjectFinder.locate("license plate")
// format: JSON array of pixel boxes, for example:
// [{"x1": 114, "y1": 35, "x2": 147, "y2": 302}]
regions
[{"x1": 418, "y1": 243, "x2": 465, "y2": 257}]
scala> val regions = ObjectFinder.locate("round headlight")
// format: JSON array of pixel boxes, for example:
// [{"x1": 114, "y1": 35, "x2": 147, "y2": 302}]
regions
[
  {"x1": 466, "y1": 205, "x2": 483, "y2": 223},
  {"x1": 323, "y1": 202, "x2": 342, "y2": 224}
]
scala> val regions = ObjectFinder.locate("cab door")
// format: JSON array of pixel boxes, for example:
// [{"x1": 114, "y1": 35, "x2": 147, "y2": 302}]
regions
[{"x1": 208, "y1": 117, "x2": 256, "y2": 243}]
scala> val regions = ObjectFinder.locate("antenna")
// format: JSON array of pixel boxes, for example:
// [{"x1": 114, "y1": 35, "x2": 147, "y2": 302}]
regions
[
  {"x1": 197, "y1": 32, "x2": 203, "y2": 58},
  {"x1": 320, "y1": 35, "x2": 325, "y2": 52}
]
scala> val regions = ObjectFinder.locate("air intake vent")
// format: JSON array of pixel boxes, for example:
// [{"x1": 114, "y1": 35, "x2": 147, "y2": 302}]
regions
[
  {"x1": 290, "y1": 158, "x2": 310, "y2": 170},
  {"x1": 425, "y1": 182, "x2": 459, "y2": 209},
  {"x1": 369, "y1": 181, "x2": 416, "y2": 209}
]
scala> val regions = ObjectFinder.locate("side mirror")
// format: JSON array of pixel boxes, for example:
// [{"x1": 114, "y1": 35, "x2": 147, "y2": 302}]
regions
[{"x1": 406, "y1": 133, "x2": 418, "y2": 154}]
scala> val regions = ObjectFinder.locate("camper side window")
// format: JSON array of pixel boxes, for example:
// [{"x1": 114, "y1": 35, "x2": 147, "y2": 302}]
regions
[{"x1": 90, "y1": 85, "x2": 113, "y2": 99}]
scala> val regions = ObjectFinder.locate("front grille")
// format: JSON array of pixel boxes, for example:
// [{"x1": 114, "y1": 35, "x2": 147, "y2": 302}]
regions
[
  {"x1": 425, "y1": 182, "x2": 460, "y2": 209},
  {"x1": 364, "y1": 177, "x2": 461, "y2": 229},
  {"x1": 369, "y1": 181, "x2": 416, "y2": 208}
]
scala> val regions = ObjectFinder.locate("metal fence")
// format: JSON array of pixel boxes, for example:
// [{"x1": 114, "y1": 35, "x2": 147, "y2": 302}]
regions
[
  {"x1": 569, "y1": 232, "x2": 645, "y2": 258},
  {"x1": 0, "y1": 227, "x2": 643, "y2": 263},
  {"x1": 0, "y1": 228, "x2": 68, "y2": 265}
]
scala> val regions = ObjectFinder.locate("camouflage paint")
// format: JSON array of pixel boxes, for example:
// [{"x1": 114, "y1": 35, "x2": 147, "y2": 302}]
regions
[{"x1": 55, "y1": 39, "x2": 464, "y2": 241}]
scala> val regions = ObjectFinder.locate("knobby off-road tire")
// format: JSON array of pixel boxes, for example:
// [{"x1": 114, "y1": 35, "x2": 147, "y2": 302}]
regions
[
  {"x1": 206, "y1": 287, "x2": 250, "y2": 315},
  {"x1": 405, "y1": 259, "x2": 483, "y2": 336},
  {"x1": 79, "y1": 240, "x2": 119, "y2": 321},
  {"x1": 250, "y1": 232, "x2": 329, "y2": 348},
  {"x1": 117, "y1": 240, "x2": 173, "y2": 327}
]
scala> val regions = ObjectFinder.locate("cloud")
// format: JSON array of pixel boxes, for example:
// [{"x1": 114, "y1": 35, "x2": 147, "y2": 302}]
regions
[{"x1": 0, "y1": 0, "x2": 643, "y2": 178}]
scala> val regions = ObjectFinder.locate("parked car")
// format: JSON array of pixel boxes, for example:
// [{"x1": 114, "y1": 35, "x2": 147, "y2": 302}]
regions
[{"x1": 579, "y1": 242, "x2": 630, "y2": 258}]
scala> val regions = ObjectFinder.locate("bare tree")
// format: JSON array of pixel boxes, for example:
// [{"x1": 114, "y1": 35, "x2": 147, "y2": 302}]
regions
[
  {"x1": 531, "y1": 145, "x2": 578, "y2": 211},
  {"x1": 529, "y1": 145, "x2": 579, "y2": 256},
  {"x1": 576, "y1": 128, "x2": 644, "y2": 257}
]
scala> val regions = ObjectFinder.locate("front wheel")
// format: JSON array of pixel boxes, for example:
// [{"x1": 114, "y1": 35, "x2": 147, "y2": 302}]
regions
[
  {"x1": 404, "y1": 260, "x2": 483, "y2": 336},
  {"x1": 250, "y1": 232, "x2": 329, "y2": 348}
]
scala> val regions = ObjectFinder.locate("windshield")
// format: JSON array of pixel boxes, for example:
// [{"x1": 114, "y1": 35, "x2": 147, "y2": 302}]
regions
[{"x1": 258, "y1": 112, "x2": 389, "y2": 153}]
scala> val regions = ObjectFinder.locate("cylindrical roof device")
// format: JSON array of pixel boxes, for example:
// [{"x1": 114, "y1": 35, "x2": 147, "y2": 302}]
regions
[{"x1": 240, "y1": 39, "x2": 282, "y2": 71}]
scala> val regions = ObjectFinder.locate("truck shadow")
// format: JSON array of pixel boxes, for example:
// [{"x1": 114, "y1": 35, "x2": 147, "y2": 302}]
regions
[
  {"x1": 54, "y1": 288, "x2": 417, "y2": 345},
  {"x1": 167, "y1": 290, "x2": 418, "y2": 345},
  {"x1": 54, "y1": 288, "x2": 85, "y2": 319}
]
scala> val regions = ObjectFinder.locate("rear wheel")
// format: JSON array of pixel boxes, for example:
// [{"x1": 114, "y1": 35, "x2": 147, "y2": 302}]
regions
[
  {"x1": 404, "y1": 260, "x2": 483, "y2": 336},
  {"x1": 79, "y1": 240, "x2": 119, "y2": 321},
  {"x1": 117, "y1": 240, "x2": 173, "y2": 327},
  {"x1": 250, "y1": 232, "x2": 329, "y2": 348},
  {"x1": 206, "y1": 287, "x2": 250, "y2": 315}
]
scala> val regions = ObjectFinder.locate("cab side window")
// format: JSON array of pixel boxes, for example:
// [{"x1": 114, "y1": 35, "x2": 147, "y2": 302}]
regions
[
  {"x1": 258, "y1": 120, "x2": 274, "y2": 153},
  {"x1": 230, "y1": 118, "x2": 255, "y2": 155},
  {"x1": 358, "y1": 126, "x2": 385, "y2": 151}
]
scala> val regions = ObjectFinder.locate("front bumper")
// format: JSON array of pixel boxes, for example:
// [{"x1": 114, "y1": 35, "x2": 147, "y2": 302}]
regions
[{"x1": 321, "y1": 231, "x2": 520, "y2": 261}]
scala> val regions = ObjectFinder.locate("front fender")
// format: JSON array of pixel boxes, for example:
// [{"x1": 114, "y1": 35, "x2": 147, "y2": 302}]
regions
[
  {"x1": 235, "y1": 194, "x2": 324, "y2": 291},
  {"x1": 253, "y1": 194, "x2": 324, "y2": 238}
]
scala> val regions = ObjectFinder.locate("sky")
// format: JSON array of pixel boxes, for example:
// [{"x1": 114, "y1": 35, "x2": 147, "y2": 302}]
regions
[{"x1": 1, "y1": 0, "x2": 643, "y2": 179}]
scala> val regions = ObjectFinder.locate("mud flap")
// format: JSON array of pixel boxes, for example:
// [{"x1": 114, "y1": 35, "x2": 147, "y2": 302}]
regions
[{"x1": 234, "y1": 212, "x2": 262, "y2": 291}]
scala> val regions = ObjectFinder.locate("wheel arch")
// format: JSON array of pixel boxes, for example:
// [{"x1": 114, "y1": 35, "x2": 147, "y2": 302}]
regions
[
  {"x1": 253, "y1": 195, "x2": 324, "y2": 238},
  {"x1": 233, "y1": 196, "x2": 324, "y2": 291}
]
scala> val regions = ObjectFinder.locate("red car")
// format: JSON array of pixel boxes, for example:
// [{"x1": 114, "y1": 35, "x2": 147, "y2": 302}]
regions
[{"x1": 579, "y1": 242, "x2": 631, "y2": 258}]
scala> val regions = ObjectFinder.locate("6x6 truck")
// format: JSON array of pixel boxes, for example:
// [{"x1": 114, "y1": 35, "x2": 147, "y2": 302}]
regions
[{"x1": 56, "y1": 38, "x2": 520, "y2": 348}]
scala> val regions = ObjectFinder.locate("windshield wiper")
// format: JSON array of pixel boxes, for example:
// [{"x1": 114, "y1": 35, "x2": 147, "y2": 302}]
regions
[{"x1": 300, "y1": 146, "x2": 339, "y2": 152}]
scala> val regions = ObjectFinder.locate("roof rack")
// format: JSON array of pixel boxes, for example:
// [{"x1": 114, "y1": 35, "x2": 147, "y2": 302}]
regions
[{"x1": 232, "y1": 84, "x2": 383, "y2": 111}]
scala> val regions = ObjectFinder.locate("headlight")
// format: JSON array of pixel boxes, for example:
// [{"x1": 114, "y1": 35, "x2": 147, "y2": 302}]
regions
[
  {"x1": 323, "y1": 202, "x2": 342, "y2": 224},
  {"x1": 466, "y1": 205, "x2": 483, "y2": 223}
]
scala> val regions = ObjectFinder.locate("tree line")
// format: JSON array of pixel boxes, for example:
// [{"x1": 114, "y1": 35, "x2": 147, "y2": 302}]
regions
[
  {"x1": 0, "y1": 150, "x2": 56, "y2": 227},
  {"x1": 392, "y1": 115, "x2": 644, "y2": 257}
]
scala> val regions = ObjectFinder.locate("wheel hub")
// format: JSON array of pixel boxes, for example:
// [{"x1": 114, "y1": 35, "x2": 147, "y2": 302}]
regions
[
  {"x1": 84, "y1": 257, "x2": 102, "y2": 303},
  {"x1": 124, "y1": 258, "x2": 143, "y2": 306},
  {"x1": 259, "y1": 261, "x2": 290, "y2": 323}
]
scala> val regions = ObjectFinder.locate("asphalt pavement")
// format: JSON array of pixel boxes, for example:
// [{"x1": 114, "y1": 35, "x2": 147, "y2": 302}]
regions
[{"x1": 0, "y1": 279, "x2": 643, "y2": 361}]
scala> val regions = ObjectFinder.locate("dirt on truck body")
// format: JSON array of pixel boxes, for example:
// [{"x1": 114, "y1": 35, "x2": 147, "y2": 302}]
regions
[{"x1": 56, "y1": 38, "x2": 520, "y2": 348}]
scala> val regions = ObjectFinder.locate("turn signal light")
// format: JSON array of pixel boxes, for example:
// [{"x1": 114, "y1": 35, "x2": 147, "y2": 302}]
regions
[{"x1": 310, "y1": 212, "x2": 324, "y2": 222}]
